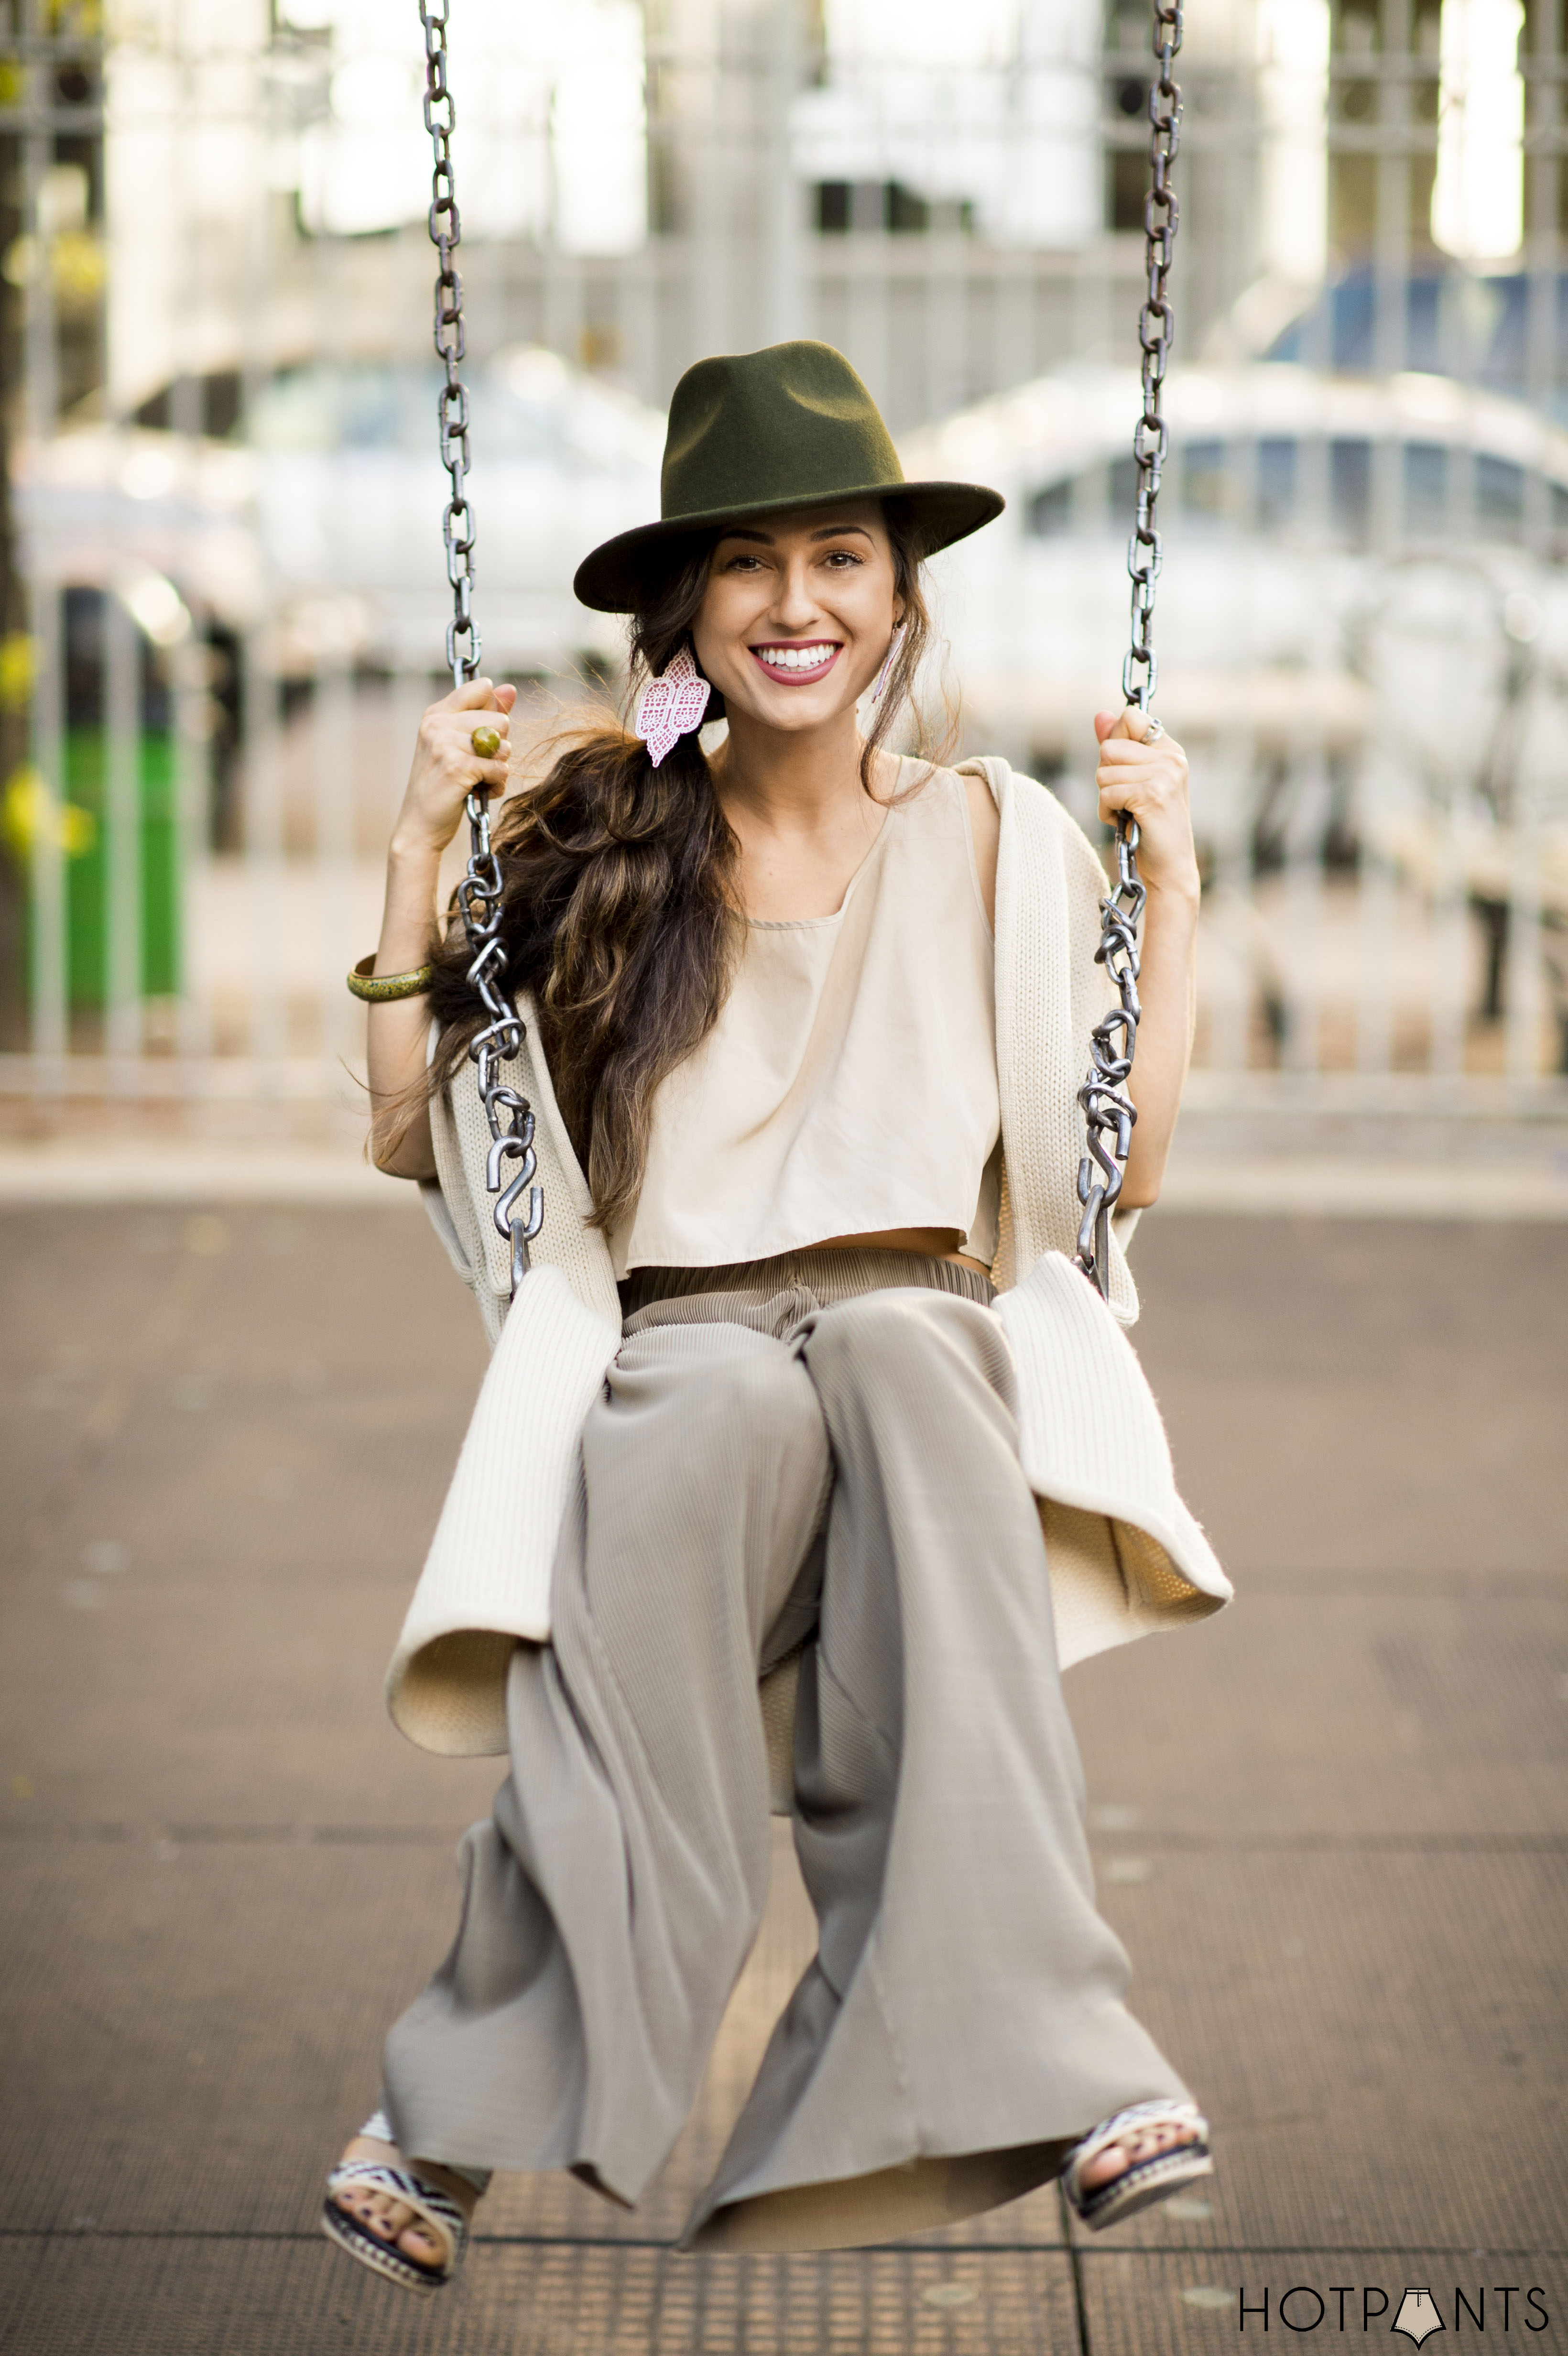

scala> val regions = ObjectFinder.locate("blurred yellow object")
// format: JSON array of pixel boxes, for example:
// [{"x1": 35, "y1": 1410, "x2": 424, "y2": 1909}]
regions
[
  {"x1": 471, "y1": 725, "x2": 501, "y2": 758},
  {"x1": 1, "y1": 229, "x2": 105, "y2": 309},
  {"x1": 1, "y1": 767, "x2": 97, "y2": 861},
  {"x1": 0, "y1": 633, "x2": 33, "y2": 713},
  {"x1": 51, "y1": 229, "x2": 106, "y2": 305}
]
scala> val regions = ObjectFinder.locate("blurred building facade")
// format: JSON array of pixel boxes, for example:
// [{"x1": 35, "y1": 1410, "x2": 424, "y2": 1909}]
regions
[
  {"x1": 2, "y1": 0, "x2": 1567, "y2": 1122},
  {"x1": 93, "y1": 0, "x2": 1251, "y2": 434}
]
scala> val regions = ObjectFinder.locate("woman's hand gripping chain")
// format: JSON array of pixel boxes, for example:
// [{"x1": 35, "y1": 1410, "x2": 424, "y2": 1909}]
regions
[
  {"x1": 1091, "y1": 705, "x2": 1199, "y2": 904},
  {"x1": 390, "y1": 676, "x2": 518, "y2": 866},
  {"x1": 1087, "y1": 703, "x2": 1201, "y2": 1210},
  {"x1": 366, "y1": 676, "x2": 517, "y2": 1182}
]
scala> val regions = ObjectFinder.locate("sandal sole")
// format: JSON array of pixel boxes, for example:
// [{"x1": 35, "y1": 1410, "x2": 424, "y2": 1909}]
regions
[{"x1": 1072, "y1": 2142, "x2": 1213, "y2": 2233}]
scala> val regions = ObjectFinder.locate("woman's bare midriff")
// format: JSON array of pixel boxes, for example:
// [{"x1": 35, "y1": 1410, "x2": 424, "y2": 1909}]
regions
[{"x1": 812, "y1": 1228, "x2": 992, "y2": 1278}]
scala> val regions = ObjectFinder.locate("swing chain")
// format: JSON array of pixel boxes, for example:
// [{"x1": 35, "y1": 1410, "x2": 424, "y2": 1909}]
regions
[
  {"x1": 1077, "y1": 0, "x2": 1181, "y2": 1297},
  {"x1": 421, "y1": 0, "x2": 477, "y2": 690},
  {"x1": 419, "y1": 0, "x2": 542, "y2": 1293},
  {"x1": 1123, "y1": 0, "x2": 1182, "y2": 716}
]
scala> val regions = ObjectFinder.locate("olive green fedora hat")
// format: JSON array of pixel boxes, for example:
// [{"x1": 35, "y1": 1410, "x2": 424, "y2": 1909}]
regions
[{"x1": 573, "y1": 339, "x2": 1004, "y2": 614}]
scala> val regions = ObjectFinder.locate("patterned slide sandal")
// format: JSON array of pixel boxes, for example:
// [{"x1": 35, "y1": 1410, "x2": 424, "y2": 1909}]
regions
[
  {"x1": 321, "y1": 2157, "x2": 471, "y2": 2294},
  {"x1": 1061, "y1": 2098, "x2": 1213, "y2": 2233}
]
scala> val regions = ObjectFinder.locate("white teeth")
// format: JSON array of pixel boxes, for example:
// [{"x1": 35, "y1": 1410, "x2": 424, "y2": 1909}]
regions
[{"x1": 755, "y1": 644, "x2": 834, "y2": 671}]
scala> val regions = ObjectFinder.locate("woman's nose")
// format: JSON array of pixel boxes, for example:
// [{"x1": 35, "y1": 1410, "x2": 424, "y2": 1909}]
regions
[{"x1": 771, "y1": 562, "x2": 821, "y2": 630}]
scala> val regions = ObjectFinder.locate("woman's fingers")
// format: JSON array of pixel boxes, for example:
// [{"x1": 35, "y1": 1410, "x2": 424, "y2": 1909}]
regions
[
  {"x1": 1094, "y1": 707, "x2": 1182, "y2": 816},
  {"x1": 1089, "y1": 703, "x2": 1199, "y2": 894},
  {"x1": 391, "y1": 682, "x2": 518, "y2": 861},
  {"x1": 426, "y1": 680, "x2": 517, "y2": 768},
  {"x1": 437, "y1": 741, "x2": 510, "y2": 792},
  {"x1": 414, "y1": 728, "x2": 509, "y2": 793},
  {"x1": 400, "y1": 692, "x2": 512, "y2": 839},
  {"x1": 1094, "y1": 709, "x2": 1188, "y2": 831},
  {"x1": 459, "y1": 713, "x2": 509, "y2": 768},
  {"x1": 416, "y1": 692, "x2": 512, "y2": 779},
  {"x1": 437, "y1": 676, "x2": 515, "y2": 715},
  {"x1": 1096, "y1": 739, "x2": 1186, "y2": 810},
  {"x1": 1094, "y1": 704, "x2": 1161, "y2": 746}
]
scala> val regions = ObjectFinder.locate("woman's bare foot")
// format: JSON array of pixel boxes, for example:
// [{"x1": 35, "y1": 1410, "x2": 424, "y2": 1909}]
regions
[
  {"x1": 331, "y1": 2134, "x2": 478, "y2": 2271},
  {"x1": 1077, "y1": 2115, "x2": 1202, "y2": 2193}
]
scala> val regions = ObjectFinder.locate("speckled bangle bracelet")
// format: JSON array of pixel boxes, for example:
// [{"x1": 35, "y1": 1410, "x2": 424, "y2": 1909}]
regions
[{"x1": 347, "y1": 953, "x2": 435, "y2": 1003}]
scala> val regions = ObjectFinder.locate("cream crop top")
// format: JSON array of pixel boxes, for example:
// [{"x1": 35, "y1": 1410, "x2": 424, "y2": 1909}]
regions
[{"x1": 609, "y1": 760, "x2": 1002, "y2": 1277}]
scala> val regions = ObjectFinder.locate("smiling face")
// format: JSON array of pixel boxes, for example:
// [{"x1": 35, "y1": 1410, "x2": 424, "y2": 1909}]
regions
[{"x1": 690, "y1": 501, "x2": 903, "y2": 737}]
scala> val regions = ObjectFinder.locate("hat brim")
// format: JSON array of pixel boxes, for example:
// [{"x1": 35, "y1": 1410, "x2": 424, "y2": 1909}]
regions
[{"x1": 573, "y1": 479, "x2": 1004, "y2": 614}]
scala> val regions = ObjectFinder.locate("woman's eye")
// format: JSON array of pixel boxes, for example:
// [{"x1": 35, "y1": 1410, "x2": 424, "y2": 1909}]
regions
[{"x1": 823, "y1": 549, "x2": 862, "y2": 568}]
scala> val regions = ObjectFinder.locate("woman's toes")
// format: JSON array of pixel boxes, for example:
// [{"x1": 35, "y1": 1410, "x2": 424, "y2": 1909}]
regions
[
  {"x1": 1080, "y1": 2140, "x2": 1132, "y2": 2189},
  {"x1": 1080, "y1": 2120, "x2": 1200, "y2": 2190},
  {"x1": 327, "y1": 2136, "x2": 468, "y2": 2278},
  {"x1": 338, "y1": 2188, "x2": 414, "y2": 2243}
]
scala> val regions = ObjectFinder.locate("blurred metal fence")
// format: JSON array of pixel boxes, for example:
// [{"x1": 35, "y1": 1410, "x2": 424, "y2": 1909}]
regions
[{"x1": 2, "y1": 0, "x2": 1567, "y2": 1123}]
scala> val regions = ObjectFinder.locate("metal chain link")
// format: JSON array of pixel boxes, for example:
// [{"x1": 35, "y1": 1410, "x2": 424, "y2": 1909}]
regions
[
  {"x1": 420, "y1": 0, "x2": 542, "y2": 1293},
  {"x1": 1076, "y1": 0, "x2": 1181, "y2": 1297},
  {"x1": 1122, "y1": 0, "x2": 1181, "y2": 718}
]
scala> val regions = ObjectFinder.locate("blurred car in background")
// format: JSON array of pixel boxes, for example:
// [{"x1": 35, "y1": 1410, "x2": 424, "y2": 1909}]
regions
[
  {"x1": 911, "y1": 362, "x2": 1568, "y2": 1062},
  {"x1": 914, "y1": 360, "x2": 1568, "y2": 828}
]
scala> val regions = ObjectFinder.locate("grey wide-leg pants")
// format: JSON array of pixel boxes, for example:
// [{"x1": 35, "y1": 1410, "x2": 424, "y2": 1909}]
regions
[{"x1": 381, "y1": 1249, "x2": 1190, "y2": 2251}]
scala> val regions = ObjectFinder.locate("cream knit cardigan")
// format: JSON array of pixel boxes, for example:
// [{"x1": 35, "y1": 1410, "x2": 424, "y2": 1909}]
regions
[{"x1": 387, "y1": 757, "x2": 1232, "y2": 1769}]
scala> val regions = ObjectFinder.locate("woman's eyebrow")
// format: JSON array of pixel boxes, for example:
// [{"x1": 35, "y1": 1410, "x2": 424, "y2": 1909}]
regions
[{"x1": 714, "y1": 521, "x2": 873, "y2": 550}]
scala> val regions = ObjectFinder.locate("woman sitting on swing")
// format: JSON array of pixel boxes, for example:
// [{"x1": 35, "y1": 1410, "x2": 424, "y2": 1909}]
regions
[{"x1": 323, "y1": 340, "x2": 1230, "y2": 2294}]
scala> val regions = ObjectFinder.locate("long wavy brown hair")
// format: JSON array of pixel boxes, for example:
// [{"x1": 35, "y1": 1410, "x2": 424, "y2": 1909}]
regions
[{"x1": 424, "y1": 496, "x2": 947, "y2": 1233}]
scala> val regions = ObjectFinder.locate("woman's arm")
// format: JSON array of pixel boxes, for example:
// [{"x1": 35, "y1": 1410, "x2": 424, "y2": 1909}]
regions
[
  {"x1": 1090, "y1": 706, "x2": 1200, "y2": 1210},
  {"x1": 366, "y1": 678, "x2": 516, "y2": 1179}
]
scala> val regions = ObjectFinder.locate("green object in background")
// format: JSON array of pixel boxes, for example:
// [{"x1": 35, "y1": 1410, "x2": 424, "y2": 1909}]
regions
[{"x1": 61, "y1": 728, "x2": 181, "y2": 1004}]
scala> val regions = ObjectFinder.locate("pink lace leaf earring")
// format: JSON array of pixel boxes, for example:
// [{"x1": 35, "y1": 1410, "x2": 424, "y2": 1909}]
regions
[
  {"x1": 870, "y1": 623, "x2": 905, "y2": 703},
  {"x1": 633, "y1": 643, "x2": 712, "y2": 767}
]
